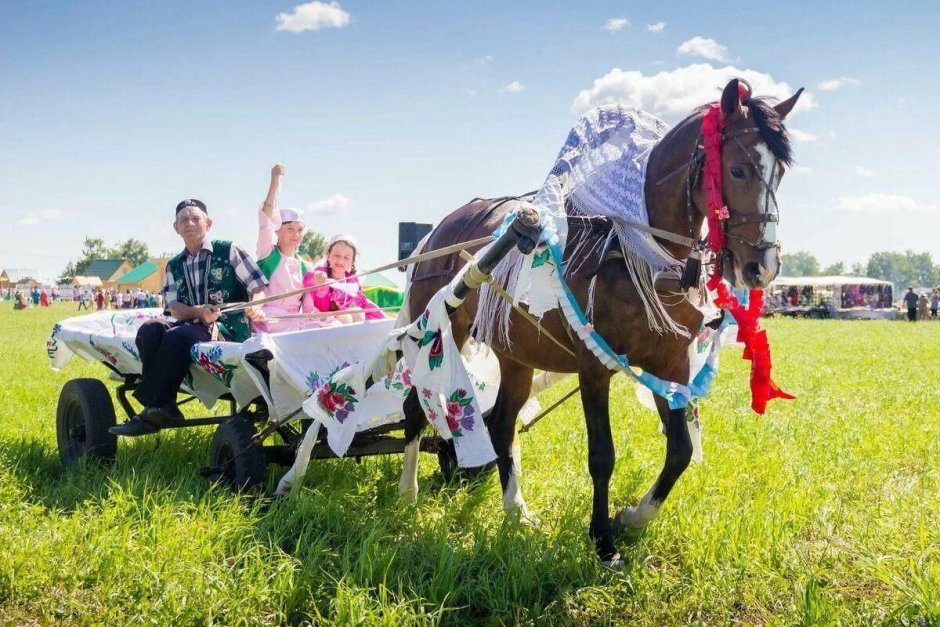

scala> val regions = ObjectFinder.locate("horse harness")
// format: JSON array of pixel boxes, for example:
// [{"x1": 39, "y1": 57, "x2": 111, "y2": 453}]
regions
[{"x1": 658, "y1": 125, "x2": 782, "y2": 254}]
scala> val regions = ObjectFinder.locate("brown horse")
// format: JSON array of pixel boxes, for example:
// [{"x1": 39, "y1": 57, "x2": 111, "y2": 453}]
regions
[{"x1": 398, "y1": 79, "x2": 802, "y2": 566}]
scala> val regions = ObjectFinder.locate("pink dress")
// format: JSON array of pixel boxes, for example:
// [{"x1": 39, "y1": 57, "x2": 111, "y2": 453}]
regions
[
  {"x1": 304, "y1": 261, "x2": 386, "y2": 320},
  {"x1": 253, "y1": 209, "x2": 335, "y2": 333}
]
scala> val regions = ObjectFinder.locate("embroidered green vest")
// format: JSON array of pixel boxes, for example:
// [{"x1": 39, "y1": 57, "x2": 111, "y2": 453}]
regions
[
  {"x1": 167, "y1": 241, "x2": 251, "y2": 342},
  {"x1": 257, "y1": 247, "x2": 309, "y2": 280}
]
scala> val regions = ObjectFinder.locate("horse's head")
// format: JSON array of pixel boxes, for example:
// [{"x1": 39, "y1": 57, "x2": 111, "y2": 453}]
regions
[{"x1": 703, "y1": 78, "x2": 803, "y2": 289}]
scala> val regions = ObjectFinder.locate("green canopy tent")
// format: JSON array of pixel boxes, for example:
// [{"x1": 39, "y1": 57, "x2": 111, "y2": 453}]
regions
[{"x1": 360, "y1": 272, "x2": 404, "y2": 309}]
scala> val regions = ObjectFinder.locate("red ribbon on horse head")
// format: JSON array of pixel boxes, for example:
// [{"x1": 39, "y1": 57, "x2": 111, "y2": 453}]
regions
[{"x1": 701, "y1": 84, "x2": 795, "y2": 415}]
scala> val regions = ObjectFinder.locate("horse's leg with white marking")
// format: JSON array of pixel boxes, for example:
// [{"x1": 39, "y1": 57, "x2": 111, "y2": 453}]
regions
[
  {"x1": 490, "y1": 359, "x2": 535, "y2": 518},
  {"x1": 275, "y1": 420, "x2": 321, "y2": 495},
  {"x1": 398, "y1": 387, "x2": 424, "y2": 503},
  {"x1": 579, "y1": 360, "x2": 618, "y2": 565},
  {"x1": 614, "y1": 394, "x2": 693, "y2": 531}
]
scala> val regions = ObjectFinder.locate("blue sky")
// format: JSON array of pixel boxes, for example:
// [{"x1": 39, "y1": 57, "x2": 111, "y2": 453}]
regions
[{"x1": 2, "y1": 1, "x2": 938, "y2": 281}]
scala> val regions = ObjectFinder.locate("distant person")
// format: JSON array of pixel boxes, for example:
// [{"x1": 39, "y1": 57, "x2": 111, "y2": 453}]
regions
[
  {"x1": 31, "y1": 288, "x2": 40, "y2": 306},
  {"x1": 918, "y1": 293, "x2": 930, "y2": 321},
  {"x1": 39, "y1": 289, "x2": 49, "y2": 307},
  {"x1": 115, "y1": 290, "x2": 123, "y2": 309},
  {"x1": 931, "y1": 289, "x2": 939, "y2": 318},
  {"x1": 95, "y1": 289, "x2": 104, "y2": 310},
  {"x1": 904, "y1": 287, "x2": 918, "y2": 322},
  {"x1": 77, "y1": 289, "x2": 90, "y2": 311}
]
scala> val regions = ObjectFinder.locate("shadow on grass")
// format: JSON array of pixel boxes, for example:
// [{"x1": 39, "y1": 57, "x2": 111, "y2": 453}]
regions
[{"x1": 2, "y1": 427, "x2": 639, "y2": 624}]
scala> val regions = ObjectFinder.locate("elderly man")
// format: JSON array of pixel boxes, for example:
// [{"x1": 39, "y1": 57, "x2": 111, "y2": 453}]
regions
[{"x1": 110, "y1": 199, "x2": 268, "y2": 436}]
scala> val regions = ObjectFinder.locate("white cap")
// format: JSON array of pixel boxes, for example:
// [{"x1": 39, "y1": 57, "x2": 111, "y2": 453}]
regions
[
  {"x1": 329, "y1": 233, "x2": 358, "y2": 248},
  {"x1": 279, "y1": 207, "x2": 304, "y2": 223}
]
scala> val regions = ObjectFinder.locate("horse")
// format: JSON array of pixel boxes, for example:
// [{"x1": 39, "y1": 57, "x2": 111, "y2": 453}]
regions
[{"x1": 397, "y1": 78, "x2": 802, "y2": 566}]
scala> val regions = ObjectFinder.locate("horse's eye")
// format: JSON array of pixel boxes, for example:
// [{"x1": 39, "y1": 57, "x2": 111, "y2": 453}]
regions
[{"x1": 730, "y1": 166, "x2": 746, "y2": 179}]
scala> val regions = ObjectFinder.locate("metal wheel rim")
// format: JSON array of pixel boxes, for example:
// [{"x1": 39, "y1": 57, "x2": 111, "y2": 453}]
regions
[{"x1": 64, "y1": 401, "x2": 87, "y2": 458}]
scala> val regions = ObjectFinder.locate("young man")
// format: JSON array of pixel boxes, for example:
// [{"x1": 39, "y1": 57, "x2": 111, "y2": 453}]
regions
[
  {"x1": 110, "y1": 199, "x2": 268, "y2": 436},
  {"x1": 904, "y1": 286, "x2": 918, "y2": 322}
]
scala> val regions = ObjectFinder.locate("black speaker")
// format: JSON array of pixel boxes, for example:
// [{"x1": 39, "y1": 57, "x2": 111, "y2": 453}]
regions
[{"x1": 398, "y1": 222, "x2": 433, "y2": 270}]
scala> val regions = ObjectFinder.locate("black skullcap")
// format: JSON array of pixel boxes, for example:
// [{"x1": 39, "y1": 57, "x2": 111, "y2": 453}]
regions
[{"x1": 175, "y1": 199, "x2": 208, "y2": 215}]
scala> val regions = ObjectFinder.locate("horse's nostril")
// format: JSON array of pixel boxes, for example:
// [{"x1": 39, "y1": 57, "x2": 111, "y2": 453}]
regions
[{"x1": 743, "y1": 262, "x2": 763, "y2": 285}]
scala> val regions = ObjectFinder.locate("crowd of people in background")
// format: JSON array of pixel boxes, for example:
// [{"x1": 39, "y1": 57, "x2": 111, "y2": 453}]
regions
[
  {"x1": 3, "y1": 286, "x2": 163, "y2": 311},
  {"x1": 902, "y1": 286, "x2": 940, "y2": 322}
]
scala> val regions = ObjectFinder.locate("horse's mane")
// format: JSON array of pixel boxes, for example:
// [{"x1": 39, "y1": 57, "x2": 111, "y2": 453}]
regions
[
  {"x1": 743, "y1": 93, "x2": 793, "y2": 167},
  {"x1": 659, "y1": 82, "x2": 794, "y2": 167}
]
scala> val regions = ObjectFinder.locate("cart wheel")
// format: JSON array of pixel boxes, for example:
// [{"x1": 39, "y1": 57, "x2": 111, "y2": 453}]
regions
[
  {"x1": 437, "y1": 439, "x2": 496, "y2": 483},
  {"x1": 208, "y1": 416, "x2": 267, "y2": 491},
  {"x1": 57, "y1": 378, "x2": 118, "y2": 467}
]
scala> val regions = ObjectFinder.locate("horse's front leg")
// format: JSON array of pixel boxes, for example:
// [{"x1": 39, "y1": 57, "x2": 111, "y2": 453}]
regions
[
  {"x1": 579, "y1": 360, "x2": 618, "y2": 566},
  {"x1": 614, "y1": 391, "x2": 693, "y2": 532},
  {"x1": 489, "y1": 359, "x2": 535, "y2": 519},
  {"x1": 398, "y1": 387, "x2": 424, "y2": 503}
]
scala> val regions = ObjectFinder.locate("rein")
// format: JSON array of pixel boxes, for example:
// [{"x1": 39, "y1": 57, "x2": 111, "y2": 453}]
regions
[{"x1": 655, "y1": 125, "x2": 780, "y2": 255}]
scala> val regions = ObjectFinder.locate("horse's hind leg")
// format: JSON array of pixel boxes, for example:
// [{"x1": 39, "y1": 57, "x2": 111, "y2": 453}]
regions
[
  {"x1": 613, "y1": 394, "x2": 693, "y2": 531},
  {"x1": 490, "y1": 358, "x2": 535, "y2": 517},
  {"x1": 398, "y1": 387, "x2": 425, "y2": 502}
]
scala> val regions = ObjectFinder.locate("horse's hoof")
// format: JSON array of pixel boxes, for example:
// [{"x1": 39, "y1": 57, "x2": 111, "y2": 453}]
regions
[
  {"x1": 398, "y1": 488, "x2": 418, "y2": 504},
  {"x1": 506, "y1": 505, "x2": 539, "y2": 527},
  {"x1": 601, "y1": 552, "x2": 624, "y2": 570},
  {"x1": 518, "y1": 508, "x2": 540, "y2": 527},
  {"x1": 612, "y1": 505, "x2": 656, "y2": 535}
]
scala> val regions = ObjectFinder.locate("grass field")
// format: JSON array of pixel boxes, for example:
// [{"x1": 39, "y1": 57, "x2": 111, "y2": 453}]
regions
[{"x1": 0, "y1": 302, "x2": 938, "y2": 625}]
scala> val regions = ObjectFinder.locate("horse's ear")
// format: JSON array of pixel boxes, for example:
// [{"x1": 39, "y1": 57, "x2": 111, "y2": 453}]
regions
[
  {"x1": 773, "y1": 87, "x2": 804, "y2": 120},
  {"x1": 720, "y1": 78, "x2": 743, "y2": 120}
]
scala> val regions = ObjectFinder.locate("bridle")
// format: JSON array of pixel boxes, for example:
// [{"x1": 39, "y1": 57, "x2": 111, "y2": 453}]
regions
[{"x1": 657, "y1": 125, "x2": 782, "y2": 254}]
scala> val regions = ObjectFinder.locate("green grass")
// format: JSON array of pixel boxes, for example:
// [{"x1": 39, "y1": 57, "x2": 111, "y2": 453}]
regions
[{"x1": 1, "y1": 302, "x2": 938, "y2": 625}]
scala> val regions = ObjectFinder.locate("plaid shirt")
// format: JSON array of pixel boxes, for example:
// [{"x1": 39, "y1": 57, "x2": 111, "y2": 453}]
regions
[{"x1": 163, "y1": 240, "x2": 267, "y2": 306}]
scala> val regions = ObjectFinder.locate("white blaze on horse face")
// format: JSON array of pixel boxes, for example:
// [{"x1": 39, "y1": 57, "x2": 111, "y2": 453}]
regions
[
  {"x1": 754, "y1": 143, "x2": 780, "y2": 244},
  {"x1": 754, "y1": 142, "x2": 781, "y2": 281}
]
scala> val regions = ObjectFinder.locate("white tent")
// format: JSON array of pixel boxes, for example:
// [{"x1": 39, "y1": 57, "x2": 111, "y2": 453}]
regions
[
  {"x1": 772, "y1": 275, "x2": 891, "y2": 288},
  {"x1": 72, "y1": 276, "x2": 103, "y2": 288},
  {"x1": 770, "y1": 275, "x2": 895, "y2": 319}
]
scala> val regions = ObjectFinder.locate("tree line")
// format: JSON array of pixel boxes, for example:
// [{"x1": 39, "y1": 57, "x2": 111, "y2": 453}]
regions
[
  {"x1": 782, "y1": 250, "x2": 940, "y2": 289},
  {"x1": 59, "y1": 232, "x2": 328, "y2": 283}
]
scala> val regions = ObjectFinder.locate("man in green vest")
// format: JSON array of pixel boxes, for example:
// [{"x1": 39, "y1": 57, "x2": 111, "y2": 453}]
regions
[{"x1": 111, "y1": 199, "x2": 268, "y2": 437}]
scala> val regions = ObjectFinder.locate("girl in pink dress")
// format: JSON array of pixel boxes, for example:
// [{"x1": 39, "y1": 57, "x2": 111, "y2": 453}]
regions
[
  {"x1": 303, "y1": 234, "x2": 386, "y2": 323},
  {"x1": 253, "y1": 164, "x2": 332, "y2": 333}
]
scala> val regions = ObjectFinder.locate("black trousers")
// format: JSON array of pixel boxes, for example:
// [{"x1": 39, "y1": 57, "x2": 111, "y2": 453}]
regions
[
  {"x1": 133, "y1": 319, "x2": 212, "y2": 408},
  {"x1": 908, "y1": 308, "x2": 917, "y2": 322}
]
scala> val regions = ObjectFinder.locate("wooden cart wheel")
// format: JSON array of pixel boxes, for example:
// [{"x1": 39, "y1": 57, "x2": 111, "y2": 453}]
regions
[{"x1": 56, "y1": 378, "x2": 118, "y2": 467}]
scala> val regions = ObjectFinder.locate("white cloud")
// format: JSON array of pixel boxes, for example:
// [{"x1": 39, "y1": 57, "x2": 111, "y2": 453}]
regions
[
  {"x1": 789, "y1": 129, "x2": 819, "y2": 143},
  {"x1": 275, "y1": 1, "x2": 350, "y2": 33},
  {"x1": 17, "y1": 208, "x2": 64, "y2": 226},
  {"x1": 817, "y1": 76, "x2": 861, "y2": 92},
  {"x1": 307, "y1": 193, "x2": 350, "y2": 215},
  {"x1": 572, "y1": 63, "x2": 816, "y2": 120},
  {"x1": 837, "y1": 193, "x2": 937, "y2": 214},
  {"x1": 503, "y1": 81, "x2": 526, "y2": 93},
  {"x1": 677, "y1": 36, "x2": 728, "y2": 62},
  {"x1": 854, "y1": 165, "x2": 874, "y2": 178},
  {"x1": 603, "y1": 18, "x2": 630, "y2": 32},
  {"x1": 789, "y1": 165, "x2": 813, "y2": 176},
  {"x1": 647, "y1": 22, "x2": 666, "y2": 33}
]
